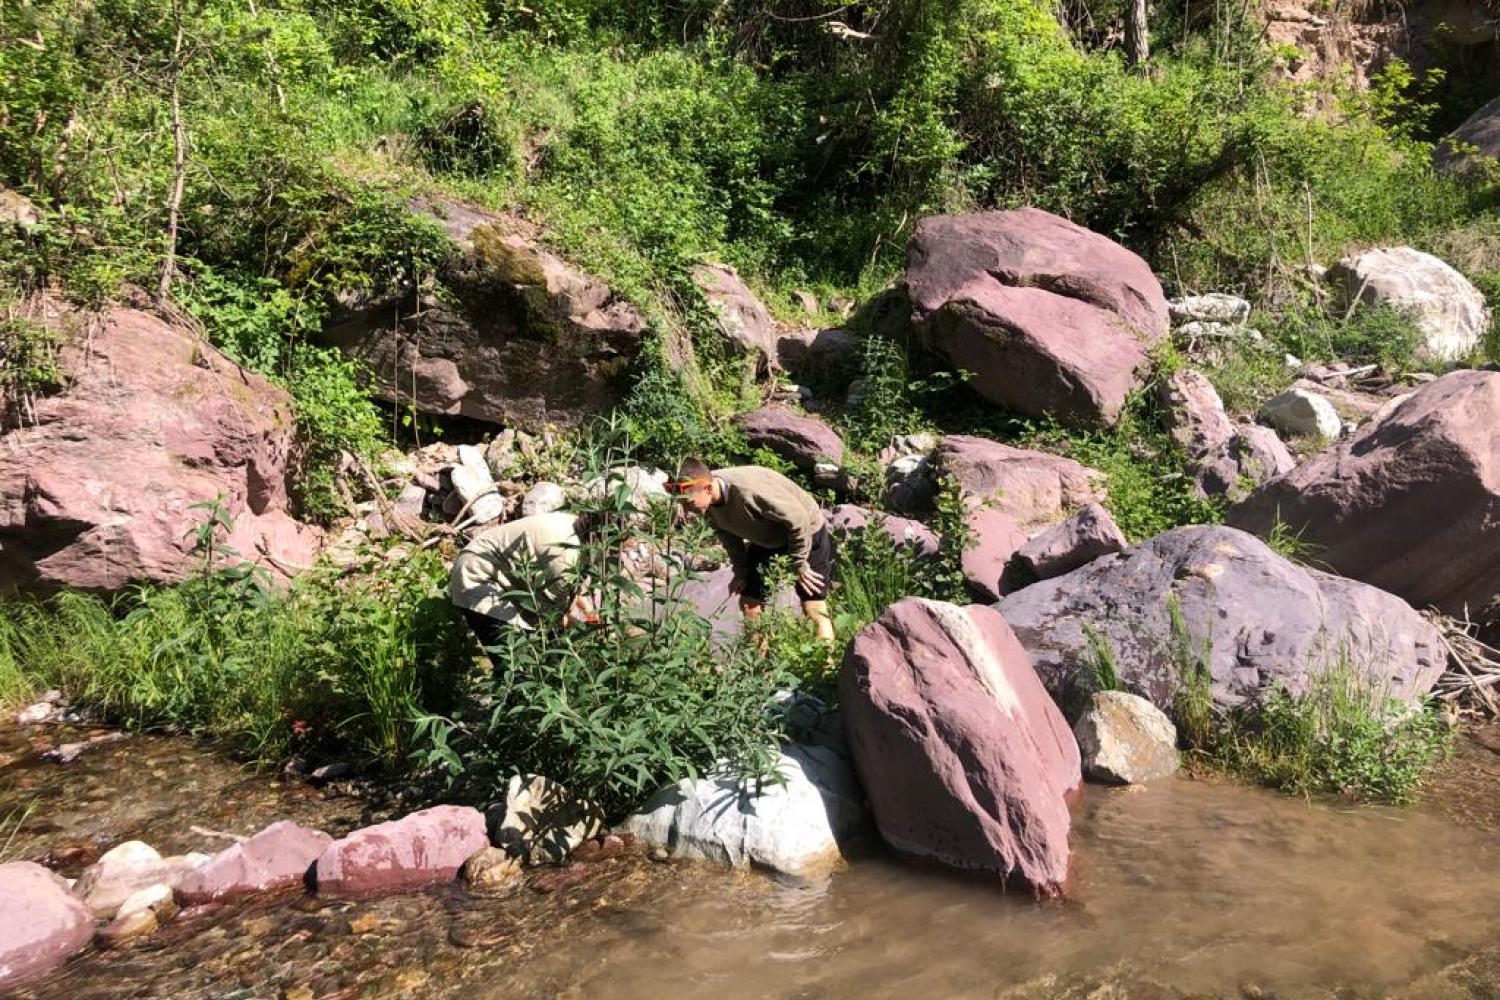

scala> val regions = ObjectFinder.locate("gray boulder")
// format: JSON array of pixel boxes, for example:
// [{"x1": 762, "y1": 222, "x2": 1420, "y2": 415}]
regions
[
  {"x1": 1260, "y1": 387, "x2": 1342, "y2": 440},
  {"x1": 520, "y1": 481, "x2": 567, "y2": 517},
  {"x1": 320, "y1": 198, "x2": 645, "y2": 429},
  {"x1": 1437, "y1": 94, "x2": 1500, "y2": 175},
  {"x1": 1073, "y1": 691, "x2": 1179, "y2": 785},
  {"x1": 998, "y1": 525, "x2": 1446, "y2": 714},
  {"x1": 615, "y1": 744, "x2": 869, "y2": 879},
  {"x1": 490, "y1": 774, "x2": 604, "y2": 865}
]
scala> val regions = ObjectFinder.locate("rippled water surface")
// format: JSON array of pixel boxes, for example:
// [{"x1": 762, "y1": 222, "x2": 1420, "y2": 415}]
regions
[{"x1": 7, "y1": 722, "x2": 1500, "y2": 999}]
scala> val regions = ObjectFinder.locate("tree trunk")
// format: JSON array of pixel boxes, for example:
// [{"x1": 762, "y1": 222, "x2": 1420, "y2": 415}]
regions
[
  {"x1": 157, "y1": 16, "x2": 187, "y2": 303},
  {"x1": 1125, "y1": 0, "x2": 1149, "y2": 66}
]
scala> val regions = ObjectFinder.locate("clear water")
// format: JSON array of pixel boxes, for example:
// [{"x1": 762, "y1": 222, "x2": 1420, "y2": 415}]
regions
[{"x1": 7, "y1": 723, "x2": 1500, "y2": 1000}]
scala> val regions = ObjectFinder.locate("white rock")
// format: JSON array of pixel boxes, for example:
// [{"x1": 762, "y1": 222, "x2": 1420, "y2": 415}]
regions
[
  {"x1": 1284, "y1": 353, "x2": 1303, "y2": 370},
  {"x1": 1327, "y1": 247, "x2": 1490, "y2": 363},
  {"x1": 583, "y1": 466, "x2": 669, "y2": 512},
  {"x1": 1175, "y1": 320, "x2": 1240, "y2": 342},
  {"x1": 615, "y1": 744, "x2": 869, "y2": 879},
  {"x1": 115, "y1": 883, "x2": 176, "y2": 923},
  {"x1": 520, "y1": 481, "x2": 567, "y2": 517},
  {"x1": 491, "y1": 775, "x2": 603, "y2": 865},
  {"x1": 1074, "y1": 691, "x2": 1180, "y2": 785},
  {"x1": 1260, "y1": 388, "x2": 1343, "y2": 440},
  {"x1": 450, "y1": 457, "x2": 504, "y2": 525},
  {"x1": 1168, "y1": 293, "x2": 1252, "y2": 326},
  {"x1": 16, "y1": 702, "x2": 57, "y2": 726},
  {"x1": 73, "y1": 842, "x2": 209, "y2": 918}
]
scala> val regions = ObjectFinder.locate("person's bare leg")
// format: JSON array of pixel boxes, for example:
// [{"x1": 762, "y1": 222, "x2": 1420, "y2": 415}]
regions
[
  {"x1": 740, "y1": 598, "x2": 768, "y2": 654},
  {"x1": 802, "y1": 600, "x2": 835, "y2": 643}
]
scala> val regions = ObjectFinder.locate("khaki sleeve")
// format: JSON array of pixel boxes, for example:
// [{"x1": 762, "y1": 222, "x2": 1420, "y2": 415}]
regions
[{"x1": 754, "y1": 493, "x2": 815, "y2": 568}]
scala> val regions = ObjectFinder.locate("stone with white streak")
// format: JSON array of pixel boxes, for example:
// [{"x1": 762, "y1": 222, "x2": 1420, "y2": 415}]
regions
[
  {"x1": 1327, "y1": 247, "x2": 1490, "y2": 363},
  {"x1": 616, "y1": 744, "x2": 869, "y2": 879},
  {"x1": 1073, "y1": 691, "x2": 1180, "y2": 785}
]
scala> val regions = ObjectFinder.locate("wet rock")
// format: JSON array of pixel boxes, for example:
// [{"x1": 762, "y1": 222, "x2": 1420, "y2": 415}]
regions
[
  {"x1": 320, "y1": 198, "x2": 646, "y2": 430},
  {"x1": 908, "y1": 208, "x2": 1169, "y2": 427},
  {"x1": 960, "y1": 508, "x2": 1028, "y2": 602},
  {"x1": 0, "y1": 861, "x2": 95, "y2": 990},
  {"x1": 1259, "y1": 387, "x2": 1342, "y2": 440},
  {"x1": 1074, "y1": 691, "x2": 1180, "y2": 785},
  {"x1": 998, "y1": 525, "x2": 1446, "y2": 714},
  {"x1": 74, "y1": 841, "x2": 210, "y2": 918},
  {"x1": 840, "y1": 599, "x2": 1080, "y2": 895},
  {"x1": 490, "y1": 775, "x2": 604, "y2": 865},
  {"x1": 690, "y1": 263, "x2": 779, "y2": 366},
  {"x1": 460, "y1": 846, "x2": 523, "y2": 889},
  {"x1": 531, "y1": 865, "x2": 594, "y2": 894},
  {"x1": 99, "y1": 883, "x2": 177, "y2": 946},
  {"x1": 1168, "y1": 293, "x2": 1251, "y2": 326},
  {"x1": 16, "y1": 701, "x2": 58, "y2": 726},
  {"x1": 1014, "y1": 503, "x2": 1128, "y2": 583},
  {"x1": 521, "y1": 481, "x2": 567, "y2": 517},
  {"x1": 735, "y1": 407, "x2": 845, "y2": 471},
  {"x1": 1229, "y1": 370, "x2": 1500, "y2": 621},
  {"x1": 570, "y1": 833, "x2": 629, "y2": 862},
  {"x1": 616, "y1": 744, "x2": 869, "y2": 879},
  {"x1": 43, "y1": 731, "x2": 128, "y2": 764},
  {"x1": 1326, "y1": 246, "x2": 1489, "y2": 363},
  {"x1": 936, "y1": 435, "x2": 1105, "y2": 529},
  {"x1": 449, "y1": 922, "x2": 514, "y2": 948},
  {"x1": 176, "y1": 820, "x2": 333, "y2": 904},
  {"x1": 828, "y1": 504, "x2": 939, "y2": 557},
  {"x1": 0, "y1": 302, "x2": 321, "y2": 594},
  {"x1": 315, "y1": 805, "x2": 488, "y2": 898}
]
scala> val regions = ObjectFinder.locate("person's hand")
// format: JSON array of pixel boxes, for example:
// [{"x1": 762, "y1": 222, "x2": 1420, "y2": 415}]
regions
[
  {"x1": 798, "y1": 563, "x2": 825, "y2": 595},
  {"x1": 727, "y1": 572, "x2": 746, "y2": 596}
]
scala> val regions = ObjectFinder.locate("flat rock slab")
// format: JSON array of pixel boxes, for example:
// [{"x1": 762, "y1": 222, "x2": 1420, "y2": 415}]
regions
[
  {"x1": 616, "y1": 744, "x2": 870, "y2": 879},
  {"x1": 176, "y1": 821, "x2": 333, "y2": 904},
  {"x1": 936, "y1": 435, "x2": 1104, "y2": 530},
  {"x1": 839, "y1": 599, "x2": 1080, "y2": 895},
  {"x1": 999, "y1": 525, "x2": 1446, "y2": 715},
  {"x1": 315, "y1": 806, "x2": 488, "y2": 898},
  {"x1": 0, "y1": 861, "x2": 95, "y2": 990}
]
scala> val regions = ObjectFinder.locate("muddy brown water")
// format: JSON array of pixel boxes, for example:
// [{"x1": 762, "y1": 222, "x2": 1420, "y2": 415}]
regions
[{"x1": 6, "y1": 723, "x2": 1500, "y2": 1000}]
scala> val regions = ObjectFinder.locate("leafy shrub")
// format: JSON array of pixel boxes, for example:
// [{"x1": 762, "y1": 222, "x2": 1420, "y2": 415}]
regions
[{"x1": 286, "y1": 345, "x2": 390, "y2": 522}]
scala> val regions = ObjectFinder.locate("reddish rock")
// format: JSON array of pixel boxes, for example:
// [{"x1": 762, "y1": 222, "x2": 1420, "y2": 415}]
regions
[
  {"x1": 839, "y1": 599, "x2": 1080, "y2": 895},
  {"x1": 0, "y1": 302, "x2": 321, "y2": 593},
  {"x1": 690, "y1": 263, "x2": 778, "y2": 365},
  {"x1": 777, "y1": 327, "x2": 857, "y2": 382},
  {"x1": 1159, "y1": 369, "x2": 1293, "y2": 499},
  {"x1": 735, "y1": 407, "x2": 844, "y2": 471},
  {"x1": 828, "y1": 504, "x2": 939, "y2": 557},
  {"x1": 1229, "y1": 370, "x2": 1500, "y2": 621},
  {"x1": 176, "y1": 821, "x2": 333, "y2": 904},
  {"x1": 321, "y1": 198, "x2": 645, "y2": 430},
  {"x1": 907, "y1": 209, "x2": 1169, "y2": 426},
  {"x1": 935, "y1": 435, "x2": 1104, "y2": 529},
  {"x1": 960, "y1": 509, "x2": 1028, "y2": 602},
  {"x1": 999, "y1": 525, "x2": 1446, "y2": 713},
  {"x1": 0, "y1": 861, "x2": 95, "y2": 990},
  {"x1": 314, "y1": 806, "x2": 488, "y2": 898},
  {"x1": 1014, "y1": 502, "x2": 1127, "y2": 582}
]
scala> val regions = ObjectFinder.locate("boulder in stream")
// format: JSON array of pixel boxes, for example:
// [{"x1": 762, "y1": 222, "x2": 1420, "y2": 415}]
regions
[
  {"x1": 615, "y1": 743, "x2": 870, "y2": 879},
  {"x1": 176, "y1": 820, "x2": 333, "y2": 904},
  {"x1": 315, "y1": 805, "x2": 488, "y2": 898},
  {"x1": 839, "y1": 599, "x2": 1081, "y2": 895},
  {"x1": 73, "y1": 841, "x2": 210, "y2": 918},
  {"x1": 0, "y1": 861, "x2": 96, "y2": 990}
]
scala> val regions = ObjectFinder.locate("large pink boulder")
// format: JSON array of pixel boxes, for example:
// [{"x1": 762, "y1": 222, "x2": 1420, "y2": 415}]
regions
[
  {"x1": 1014, "y1": 502, "x2": 1128, "y2": 582},
  {"x1": 321, "y1": 198, "x2": 645, "y2": 430},
  {"x1": 735, "y1": 407, "x2": 844, "y2": 471},
  {"x1": 690, "y1": 263, "x2": 779, "y2": 366},
  {"x1": 0, "y1": 302, "x2": 321, "y2": 593},
  {"x1": 1159, "y1": 369, "x2": 1293, "y2": 499},
  {"x1": 828, "y1": 504, "x2": 939, "y2": 557},
  {"x1": 176, "y1": 820, "x2": 333, "y2": 904},
  {"x1": 839, "y1": 599, "x2": 1081, "y2": 895},
  {"x1": 314, "y1": 805, "x2": 487, "y2": 898},
  {"x1": 1229, "y1": 370, "x2": 1500, "y2": 625},
  {"x1": 960, "y1": 508, "x2": 1028, "y2": 602},
  {"x1": 936, "y1": 435, "x2": 1104, "y2": 530},
  {"x1": 0, "y1": 861, "x2": 95, "y2": 990},
  {"x1": 907, "y1": 209, "x2": 1169, "y2": 426}
]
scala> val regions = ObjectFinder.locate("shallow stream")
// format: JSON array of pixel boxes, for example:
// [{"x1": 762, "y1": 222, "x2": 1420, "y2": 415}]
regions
[{"x1": 6, "y1": 722, "x2": 1500, "y2": 999}]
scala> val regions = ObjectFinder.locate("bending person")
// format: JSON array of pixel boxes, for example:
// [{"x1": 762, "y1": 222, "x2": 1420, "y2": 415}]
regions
[
  {"x1": 448, "y1": 510, "x2": 601, "y2": 670},
  {"x1": 669, "y1": 458, "x2": 835, "y2": 643}
]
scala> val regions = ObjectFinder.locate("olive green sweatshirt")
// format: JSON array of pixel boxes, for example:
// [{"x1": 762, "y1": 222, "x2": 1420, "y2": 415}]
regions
[
  {"x1": 449, "y1": 511, "x2": 581, "y2": 623},
  {"x1": 708, "y1": 466, "x2": 826, "y2": 572}
]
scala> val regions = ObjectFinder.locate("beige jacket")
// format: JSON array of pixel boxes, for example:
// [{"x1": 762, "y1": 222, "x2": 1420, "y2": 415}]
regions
[
  {"x1": 708, "y1": 466, "x2": 826, "y2": 571},
  {"x1": 448, "y1": 512, "x2": 581, "y2": 623}
]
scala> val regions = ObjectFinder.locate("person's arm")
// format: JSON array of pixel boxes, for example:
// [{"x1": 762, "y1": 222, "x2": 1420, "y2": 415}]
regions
[{"x1": 756, "y1": 495, "x2": 815, "y2": 569}]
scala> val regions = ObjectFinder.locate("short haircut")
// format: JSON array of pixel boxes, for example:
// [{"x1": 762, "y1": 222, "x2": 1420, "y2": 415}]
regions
[{"x1": 675, "y1": 457, "x2": 712, "y2": 482}]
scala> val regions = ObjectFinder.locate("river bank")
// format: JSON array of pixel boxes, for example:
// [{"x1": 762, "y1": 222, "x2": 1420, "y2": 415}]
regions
[{"x1": 6, "y1": 720, "x2": 1500, "y2": 999}]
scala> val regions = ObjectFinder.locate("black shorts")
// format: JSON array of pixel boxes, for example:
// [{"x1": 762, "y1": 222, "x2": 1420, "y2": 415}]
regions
[{"x1": 742, "y1": 526, "x2": 836, "y2": 603}]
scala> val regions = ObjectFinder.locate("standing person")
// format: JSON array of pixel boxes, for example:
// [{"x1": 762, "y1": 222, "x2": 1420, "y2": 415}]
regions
[
  {"x1": 448, "y1": 510, "x2": 601, "y2": 670},
  {"x1": 668, "y1": 458, "x2": 836, "y2": 643}
]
